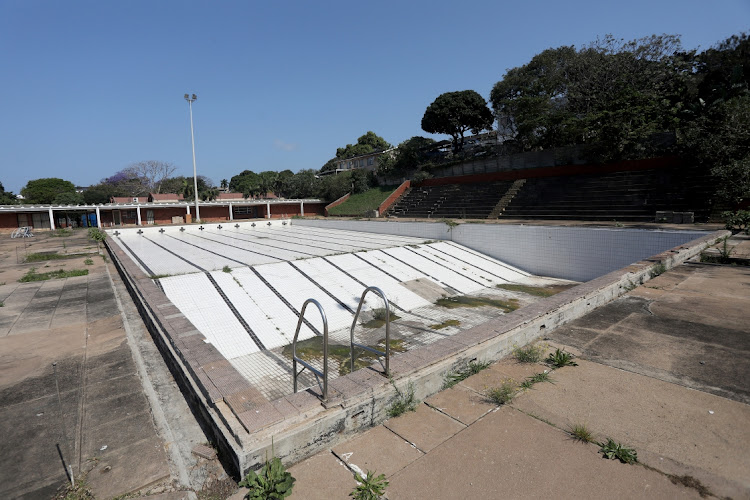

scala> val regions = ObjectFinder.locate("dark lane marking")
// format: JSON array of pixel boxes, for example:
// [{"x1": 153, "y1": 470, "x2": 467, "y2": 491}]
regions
[
  {"x1": 279, "y1": 227, "x2": 393, "y2": 248},
  {"x1": 320, "y1": 256, "x2": 438, "y2": 322},
  {"x1": 142, "y1": 236, "x2": 205, "y2": 271},
  {"x1": 445, "y1": 241, "x2": 528, "y2": 275},
  {"x1": 378, "y1": 249, "x2": 465, "y2": 295},
  {"x1": 249, "y1": 267, "x2": 322, "y2": 336},
  {"x1": 205, "y1": 272, "x2": 266, "y2": 350},
  {"x1": 163, "y1": 234, "x2": 247, "y2": 267},
  {"x1": 153, "y1": 279, "x2": 165, "y2": 294},
  {"x1": 287, "y1": 262, "x2": 355, "y2": 314},
  {"x1": 288, "y1": 225, "x2": 419, "y2": 245},
  {"x1": 256, "y1": 230, "x2": 376, "y2": 252},
  {"x1": 239, "y1": 229, "x2": 358, "y2": 253},
  {"x1": 320, "y1": 256, "x2": 411, "y2": 314},
  {"x1": 116, "y1": 238, "x2": 157, "y2": 276},
  {"x1": 204, "y1": 230, "x2": 318, "y2": 257},
  {"x1": 421, "y1": 245, "x2": 510, "y2": 283},
  {"x1": 353, "y1": 253, "x2": 402, "y2": 283},
  {"x1": 402, "y1": 246, "x2": 488, "y2": 287},
  {"x1": 185, "y1": 232, "x2": 284, "y2": 261}
]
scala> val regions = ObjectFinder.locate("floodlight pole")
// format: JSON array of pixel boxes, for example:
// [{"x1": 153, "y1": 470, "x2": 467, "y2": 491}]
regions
[{"x1": 184, "y1": 93, "x2": 200, "y2": 222}]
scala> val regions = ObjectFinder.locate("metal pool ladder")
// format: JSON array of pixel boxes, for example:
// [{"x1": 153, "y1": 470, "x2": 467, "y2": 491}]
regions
[
  {"x1": 292, "y1": 298, "x2": 329, "y2": 402},
  {"x1": 350, "y1": 286, "x2": 391, "y2": 377}
]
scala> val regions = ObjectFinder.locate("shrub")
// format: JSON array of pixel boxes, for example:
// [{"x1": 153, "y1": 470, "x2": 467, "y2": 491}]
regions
[
  {"x1": 87, "y1": 227, "x2": 107, "y2": 242},
  {"x1": 722, "y1": 210, "x2": 750, "y2": 234}
]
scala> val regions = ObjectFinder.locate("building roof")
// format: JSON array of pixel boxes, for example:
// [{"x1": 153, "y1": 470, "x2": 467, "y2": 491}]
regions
[
  {"x1": 149, "y1": 193, "x2": 184, "y2": 201},
  {"x1": 217, "y1": 192, "x2": 245, "y2": 200}
]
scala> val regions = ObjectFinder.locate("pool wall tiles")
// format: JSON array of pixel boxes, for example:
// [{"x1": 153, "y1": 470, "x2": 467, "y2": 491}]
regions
[{"x1": 294, "y1": 220, "x2": 706, "y2": 282}]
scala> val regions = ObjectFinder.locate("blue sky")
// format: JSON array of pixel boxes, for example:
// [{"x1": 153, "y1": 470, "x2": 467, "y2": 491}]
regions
[{"x1": 1, "y1": 0, "x2": 748, "y2": 194}]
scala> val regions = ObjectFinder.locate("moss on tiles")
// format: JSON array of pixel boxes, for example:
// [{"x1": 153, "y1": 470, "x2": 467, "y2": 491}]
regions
[{"x1": 435, "y1": 295, "x2": 519, "y2": 312}]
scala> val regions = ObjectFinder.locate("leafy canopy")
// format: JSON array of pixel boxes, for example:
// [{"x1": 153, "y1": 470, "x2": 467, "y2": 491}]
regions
[
  {"x1": 421, "y1": 90, "x2": 493, "y2": 153},
  {"x1": 21, "y1": 178, "x2": 77, "y2": 204}
]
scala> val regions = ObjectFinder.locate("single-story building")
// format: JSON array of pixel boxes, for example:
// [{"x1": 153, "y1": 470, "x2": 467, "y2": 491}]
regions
[{"x1": 0, "y1": 198, "x2": 326, "y2": 232}]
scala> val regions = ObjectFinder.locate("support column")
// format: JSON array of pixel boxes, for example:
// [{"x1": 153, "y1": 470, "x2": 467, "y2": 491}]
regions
[
  {"x1": 136, "y1": 206, "x2": 142, "y2": 225},
  {"x1": 95, "y1": 207, "x2": 101, "y2": 228},
  {"x1": 48, "y1": 208, "x2": 55, "y2": 230},
  {"x1": 300, "y1": 201, "x2": 304, "y2": 217},
  {"x1": 266, "y1": 202, "x2": 271, "y2": 219},
  {"x1": 229, "y1": 203, "x2": 233, "y2": 221}
]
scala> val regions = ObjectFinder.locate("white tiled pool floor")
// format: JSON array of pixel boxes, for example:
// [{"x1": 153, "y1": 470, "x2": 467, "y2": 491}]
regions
[{"x1": 109, "y1": 221, "x2": 573, "y2": 400}]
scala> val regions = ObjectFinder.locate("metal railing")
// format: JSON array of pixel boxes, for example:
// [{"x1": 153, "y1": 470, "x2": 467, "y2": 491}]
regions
[
  {"x1": 292, "y1": 299, "x2": 329, "y2": 402},
  {"x1": 350, "y1": 286, "x2": 391, "y2": 377}
]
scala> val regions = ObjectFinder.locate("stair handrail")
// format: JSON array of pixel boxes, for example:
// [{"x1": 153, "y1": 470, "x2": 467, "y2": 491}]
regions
[
  {"x1": 350, "y1": 286, "x2": 390, "y2": 376},
  {"x1": 292, "y1": 298, "x2": 329, "y2": 402}
]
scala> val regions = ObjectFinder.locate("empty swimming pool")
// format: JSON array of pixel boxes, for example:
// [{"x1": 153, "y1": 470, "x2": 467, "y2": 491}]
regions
[{"x1": 108, "y1": 220, "x2": 570, "y2": 399}]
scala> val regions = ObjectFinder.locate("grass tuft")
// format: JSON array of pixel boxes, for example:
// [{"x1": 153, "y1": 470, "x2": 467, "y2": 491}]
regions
[
  {"x1": 386, "y1": 379, "x2": 418, "y2": 418},
  {"x1": 513, "y1": 343, "x2": 546, "y2": 363},
  {"x1": 443, "y1": 360, "x2": 491, "y2": 389},
  {"x1": 485, "y1": 379, "x2": 516, "y2": 405},
  {"x1": 19, "y1": 268, "x2": 88, "y2": 282},
  {"x1": 222, "y1": 265, "x2": 231, "y2": 273},
  {"x1": 569, "y1": 423, "x2": 594, "y2": 443},
  {"x1": 649, "y1": 262, "x2": 667, "y2": 278}
]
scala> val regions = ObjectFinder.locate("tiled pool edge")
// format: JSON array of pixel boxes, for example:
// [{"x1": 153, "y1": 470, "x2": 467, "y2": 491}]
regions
[{"x1": 106, "y1": 228, "x2": 727, "y2": 476}]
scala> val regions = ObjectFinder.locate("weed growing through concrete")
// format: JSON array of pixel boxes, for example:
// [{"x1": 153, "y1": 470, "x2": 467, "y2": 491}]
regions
[
  {"x1": 19, "y1": 268, "x2": 88, "y2": 282},
  {"x1": 513, "y1": 343, "x2": 546, "y2": 363},
  {"x1": 649, "y1": 262, "x2": 667, "y2": 278},
  {"x1": 0, "y1": 301, "x2": 4, "y2": 307},
  {"x1": 222, "y1": 265, "x2": 231, "y2": 273},
  {"x1": 498, "y1": 283, "x2": 575, "y2": 297},
  {"x1": 149, "y1": 274, "x2": 172, "y2": 280},
  {"x1": 238, "y1": 441, "x2": 296, "y2": 499},
  {"x1": 436, "y1": 295, "x2": 519, "y2": 312},
  {"x1": 441, "y1": 219, "x2": 459, "y2": 232},
  {"x1": 569, "y1": 423, "x2": 594, "y2": 443},
  {"x1": 443, "y1": 360, "x2": 492, "y2": 389},
  {"x1": 718, "y1": 236, "x2": 735, "y2": 261},
  {"x1": 52, "y1": 473, "x2": 94, "y2": 499},
  {"x1": 485, "y1": 379, "x2": 516, "y2": 405},
  {"x1": 598, "y1": 438, "x2": 637, "y2": 464},
  {"x1": 430, "y1": 319, "x2": 461, "y2": 330},
  {"x1": 546, "y1": 348, "x2": 578, "y2": 368},
  {"x1": 50, "y1": 228, "x2": 72, "y2": 237},
  {"x1": 386, "y1": 378, "x2": 418, "y2": 418},
  {"x1": 25, "y1": 251, "x2": 91, "y2": 263},
  {"x1": 351, "y1": 470, "x2": 389, "y2": 500},
  {"x1": 84, "y1": 258, "x2": 94, "y2": 265},
  {"x1": 362, "y1": 307, "x2": 400, "y2": 328},
  {"x1": 520, "y1": 371, "x2": 552, "y2": 390}
]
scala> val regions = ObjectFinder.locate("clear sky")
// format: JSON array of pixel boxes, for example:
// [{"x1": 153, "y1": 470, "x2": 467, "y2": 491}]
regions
[{"x1": 1, "y1": 0, "x2": 748, "y2": 193}]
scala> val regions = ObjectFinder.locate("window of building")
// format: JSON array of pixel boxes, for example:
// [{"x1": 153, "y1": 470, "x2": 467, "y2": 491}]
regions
[
  {"x1": 234, "y1": 206, "x2": 255, "y2": 215},
  {"x1": 368, "y1": 157, "x2": 374, "y2": 166}
]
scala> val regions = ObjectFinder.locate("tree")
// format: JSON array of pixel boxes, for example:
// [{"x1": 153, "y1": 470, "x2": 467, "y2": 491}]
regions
[
  {"x1": 489, "y1": 34, "x2": 693, "y2": 161},
  {"x1": 21, "y1": 178, "x2": 77, "y2": 204},
  {"x1": 284, "y1": 170, "x2": 319, "y2": 199},
  {"x1": 229, "y1": 170, "x2": 261, "y2": 198},
  {"x1": 220, "y1": 178, "x2": 228, "y2": 190},
  {"x1": 378, "y1": 136, "x2": 437, "y2": 177},
  {"x1": 322, "y1": 132, "x2": 391, "y2": 171},
  {"x1": 421, "y1": 90, "x2": 493, "y2": 153},
  {"x1": 258, "y1": 171, "x2": 278, "y2": 197},
  {"x1": 53, "y1": 192, "x2": 84, "y2": 205},
  {"x1": 0, "y1": 182, "x2": 18, "y2": 204},
  {"x1": 83, "y1": 183, "x2": 120, "y2": 204},
  {"x1": 274, "y1": 170, "x2": 294, "y2": 197},
  {"x1": 122, "y1": 160, "x2": 178, "y2": 194}
]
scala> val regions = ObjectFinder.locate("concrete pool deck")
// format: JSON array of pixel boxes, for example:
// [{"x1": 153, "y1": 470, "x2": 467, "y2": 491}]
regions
[
  {"x1": 105, "y1": 218, "x2": 726, "y2": 477},
  {"x1": 269, "y1": 260, "x2": 750, "y2": 500}
]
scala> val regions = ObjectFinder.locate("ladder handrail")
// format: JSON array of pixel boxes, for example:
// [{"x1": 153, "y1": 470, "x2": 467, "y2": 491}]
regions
[
  {"x1": 350, "y1": 286, "x2": 390, "y2": 376},
  {"x1": 292, "y1": 298, "x2": 329, "y2": 402}
]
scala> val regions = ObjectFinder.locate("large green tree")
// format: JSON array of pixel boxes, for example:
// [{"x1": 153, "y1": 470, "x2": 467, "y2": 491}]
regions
[
  {"x1": 377, "y1": 136, "x2": 436, "y2": 177},
  {"x1": 321, "y1": 131, "x2": 391, "y2": 172},
  {"x1": 490, "y1": 34, "x2": 693, "y2": 161},
  {"x1": 21, "y1": 178, "x2": 77, "y2": 204},
  {"x1": 0, "y1": 182, "x2": 18, "y2": 204},
  {"x1": 421, "y1": 90, "x2": 493, "y2": 153}
]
